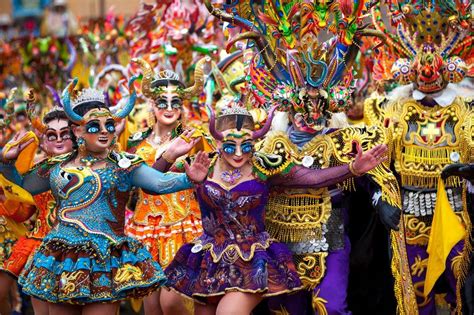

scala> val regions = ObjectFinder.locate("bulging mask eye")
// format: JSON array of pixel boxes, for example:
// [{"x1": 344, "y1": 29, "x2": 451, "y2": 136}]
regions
[
  {"x1": 105, "y1": 122, "x2": 116, "y2": 133},
  {"x1": 46, "y1": 133, "x2": 58, "y2": 141},
  {"x1": 222, "y1": 143, "x2": 236, "y2": 154},
  {"x1": 86, "y1": 124, "x2": 100, "y2": 134},
  {"x1": 156, "y1": 101, "x2": 168, "y2": 109},
  {"x1": 241, "y1": 142, "x2": 253, "y2": 154}
]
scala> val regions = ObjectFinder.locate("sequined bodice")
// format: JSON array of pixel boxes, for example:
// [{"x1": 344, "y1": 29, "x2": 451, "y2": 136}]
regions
[
  {"x1": 197, "y1": 179, "x2": 268, "y2": 237},
  {"x1": 47, "y1": 163, "x2": 132, "y2": 255}
]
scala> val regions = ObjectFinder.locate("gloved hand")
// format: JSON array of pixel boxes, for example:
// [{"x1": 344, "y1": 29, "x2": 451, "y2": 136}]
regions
[
  {"x1": 375, "y1": 199, "x2": 401, "y2": 231},
  {"x1": 441, "y1": 163, "x2": 474, "y2": 183}
]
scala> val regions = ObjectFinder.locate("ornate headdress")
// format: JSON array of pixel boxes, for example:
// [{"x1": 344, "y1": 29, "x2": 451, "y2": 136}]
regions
[
  {"x1": 132, "y1": 57, "x2": 211, "y2": 100},
  {"x1": 371, "y1": 0, "x2": 473, "y2": 93},
  {"x1": 62, "y1": 76, "x2": 137, "y2": 125},
  {"x1": 206, "y1": 0, "x2": 385, "y2": 129},
  {"x1": 207, "y1": 99, "x2": 277, "y2": 141}
]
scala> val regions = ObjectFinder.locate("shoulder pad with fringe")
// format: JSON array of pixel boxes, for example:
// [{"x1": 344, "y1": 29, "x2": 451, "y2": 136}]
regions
[{"x1": 254, "y1": 131, "x2": 296, "y2": 179}]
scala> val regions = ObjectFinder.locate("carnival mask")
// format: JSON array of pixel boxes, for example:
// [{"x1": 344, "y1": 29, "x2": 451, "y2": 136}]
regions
[
  {"x1": 43, "y1": 119, "x2": 73, "y2": 156},
  {"x1": 391, "y1": 42, "x2": 467, "y2": 93},
  {"x1": 153, "y1": 84, "x2": 183, "y2": 126},
  {"x1": 219, "y1": 130, "x2": 254, "y2": 169}
]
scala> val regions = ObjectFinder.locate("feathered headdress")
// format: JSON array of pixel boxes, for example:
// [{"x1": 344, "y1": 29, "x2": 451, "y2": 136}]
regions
[{"x1": 371, "y1": 0, "x2": 473, "y2": 92}]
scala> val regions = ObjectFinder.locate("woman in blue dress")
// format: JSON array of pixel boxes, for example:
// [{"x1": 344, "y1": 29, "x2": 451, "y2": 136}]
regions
[{"x1": 0, "y1": 78, "x2": 210, "y2": 314}]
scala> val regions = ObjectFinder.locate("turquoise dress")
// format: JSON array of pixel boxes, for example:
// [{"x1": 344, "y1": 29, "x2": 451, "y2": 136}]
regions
[{"x1": 0, "y1": 151, "x2": 193, "y2": 304}]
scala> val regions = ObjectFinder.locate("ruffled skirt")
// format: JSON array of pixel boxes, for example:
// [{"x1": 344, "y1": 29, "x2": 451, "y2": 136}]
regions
[
  {"x1": 126, "y1": 213, "x2": 202, "y2": 267},
  {"x1": 165, "y1": 238, "x2": 303, "y2": 303},
  {"x1": 2, "y1": 236, "x2": 41, "y2": 278},
  {"x1": 18, "y1": 238, "x2": 166, "y2": 304}
]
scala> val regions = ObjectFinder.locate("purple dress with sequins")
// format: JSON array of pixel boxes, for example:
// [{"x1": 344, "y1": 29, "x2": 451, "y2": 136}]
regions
[{"x1": 165, "y1": 178, "x2": 303, "y2": 301}]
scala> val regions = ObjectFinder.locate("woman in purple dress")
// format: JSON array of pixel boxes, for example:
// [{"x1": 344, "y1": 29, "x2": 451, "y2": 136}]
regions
[{"x1": 160, "y1": 103, "x2": 388, "y2": 315}]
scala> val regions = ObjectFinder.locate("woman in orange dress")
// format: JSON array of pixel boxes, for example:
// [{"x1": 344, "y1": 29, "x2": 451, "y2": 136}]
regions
[{"x1": 126, "y1": 58, "x2": 209, "y2": 315}]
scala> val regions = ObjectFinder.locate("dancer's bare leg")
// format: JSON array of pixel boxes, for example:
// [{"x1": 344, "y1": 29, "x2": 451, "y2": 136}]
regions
[
  {"x1": 82, "y1": 302, "x2": 119, "y2": 315},
  {"x1": 32, "y1": 297, "x2": 49, "y2": 315},
  {"x1": 49, "y1": 303, "x2": 81, "y2": 315},
  {"x1": 160, "y1": 288, "x2": 189, "y2": 315},
  {"x1": 144, "y1": 289, "x2": 163, "y2": 315},
  {"x1": 0, "y1": 273, "x2": 13, "y2": 315},
  {"x1": 216, "y1": 292, "x2": 262, "y2": 315}
]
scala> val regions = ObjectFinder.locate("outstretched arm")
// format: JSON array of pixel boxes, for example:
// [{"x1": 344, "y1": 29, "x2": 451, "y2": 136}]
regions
[
  {"x1": 132, "y1": 151, "x2": 210, "y2": 194},
  {"x1": 268, "y1": 163, "x2": 353, "y2": 188},
  {"x1": 0, "y1": 161, "x2": 51, "y2": 195},
  {"x1": 269, "y1": 144, "x2": 388, "y2": 188},
  {"x1": 130, "y1": 164, "x2": 193, "y2": 195}
]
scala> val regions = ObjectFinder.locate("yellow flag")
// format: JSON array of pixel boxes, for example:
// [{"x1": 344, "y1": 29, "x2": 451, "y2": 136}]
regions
[{"x1": 424, "y1": 179, "x2": 466, "y2": 297}]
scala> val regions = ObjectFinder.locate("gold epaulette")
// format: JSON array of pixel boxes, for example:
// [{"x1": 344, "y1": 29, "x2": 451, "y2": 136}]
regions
[{"x1": 254, "y1": 131, "x2": 297, "y2": 179}]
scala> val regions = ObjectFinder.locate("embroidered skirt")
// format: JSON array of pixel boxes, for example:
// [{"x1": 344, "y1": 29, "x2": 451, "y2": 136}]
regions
[
  {"x1": 165, "y1": 233, "x2": 303, "y2": 303},
  {"x1": 18, "y1": 236, "x2": 166, "y2": 304}
]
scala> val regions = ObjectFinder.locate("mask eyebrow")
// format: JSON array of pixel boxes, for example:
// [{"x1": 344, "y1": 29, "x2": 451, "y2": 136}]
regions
[
  {"x1": 60, "y1": 127, "x2": 69, "y2": 131},
  {"x1": 225, "y1": 132, "x2": 250, "y2": 139},
  {"x1": 86, "y1": 119, "x2": 100, "y2": 125}
]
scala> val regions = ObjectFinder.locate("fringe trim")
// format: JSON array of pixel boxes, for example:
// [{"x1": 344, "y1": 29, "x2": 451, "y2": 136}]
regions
[
  {"x1": 455, "y1": 187, "x2": 473, "y2": 314},
  {"x1": 401, "y1": 174, "x2": 461, "y2": 189},
  {"x1": 403, "y1": 146, "x2": 458, "y2": 165},
  {"x1": 266, "y1": 221, "x2": 324, "y2": 243},
  {"x1": 391, "y1": 215, "x2": 419, "y2": 315}
]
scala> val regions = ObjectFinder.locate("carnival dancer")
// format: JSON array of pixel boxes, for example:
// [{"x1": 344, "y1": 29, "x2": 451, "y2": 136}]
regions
[
  {"x1": 367, "y1": 1, "x2": 474, "y2": 314},
  {"x1": 162, "y1": 100, "x2": 389, "y2": 315},
  {"x1": 125, "y1": 58, "x2": 211, "y2": 315},
  {"x1": 0, "y1": 78, "x2": 210, "y2": 314},
  {"x1": 0, "y1": 87, "x2": 74, "y2": 315},
  {"x1": 203, "y1": 1, "x2": 401, "y2": 312}
]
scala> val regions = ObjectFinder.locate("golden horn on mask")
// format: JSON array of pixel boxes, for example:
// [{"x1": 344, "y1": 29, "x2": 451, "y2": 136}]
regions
[
  {"x1": 131, "y1": 58, "x2": 156, "y2": 99},
  {"x1": 181, "y1": 56, "x2": 213, "y2": 99}
]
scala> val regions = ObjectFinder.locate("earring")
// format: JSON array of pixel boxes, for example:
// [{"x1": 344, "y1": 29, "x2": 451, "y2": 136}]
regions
[
  {"x1": 147, "y1": 110, "x2": 156, "y2": 128},
  {"x1": 77, "y1": 137, "x2": 86, "y2": 156}
]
